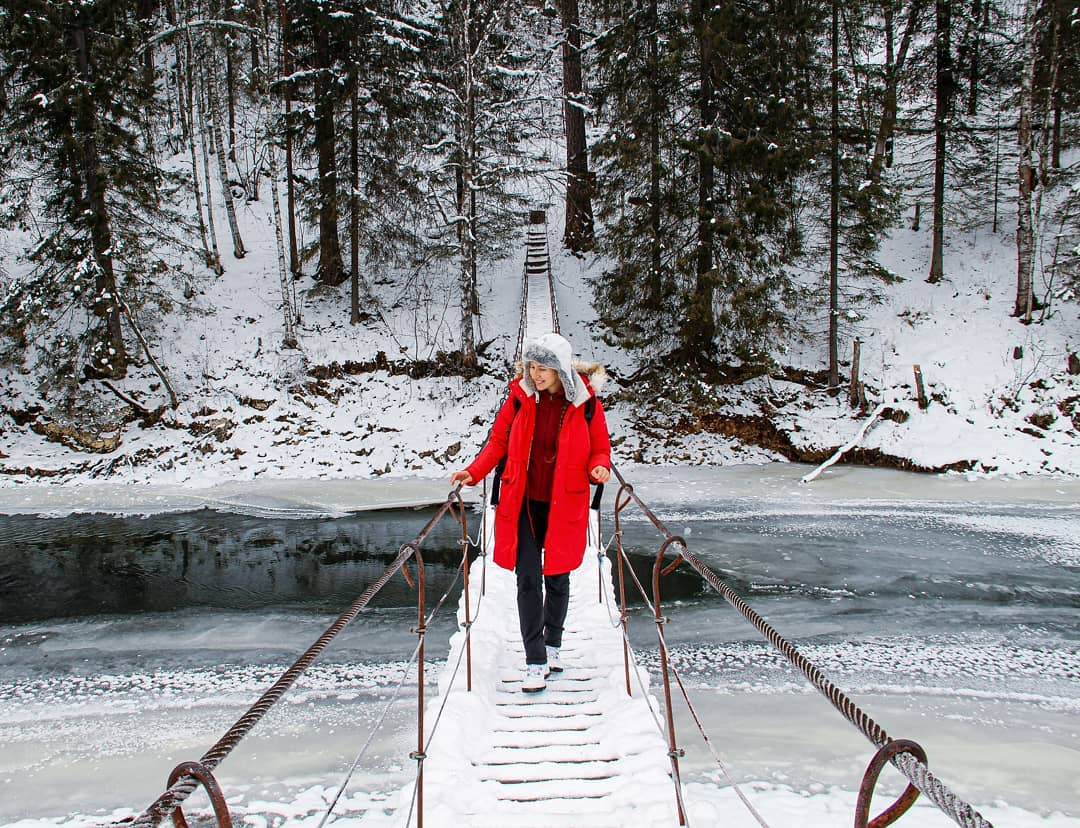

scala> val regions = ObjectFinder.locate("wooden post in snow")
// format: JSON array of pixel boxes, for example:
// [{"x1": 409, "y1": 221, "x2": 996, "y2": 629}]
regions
[
  {"x1": 848, "y1": 338, "x2": 863, "y2": 408},
  {"x1": 913, "y1": 364, "x2": 929, "y2": 409}
]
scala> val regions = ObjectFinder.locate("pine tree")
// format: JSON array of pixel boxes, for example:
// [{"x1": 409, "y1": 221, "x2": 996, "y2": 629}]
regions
[
  {"x1": 332, "y1": 2, "x2": 435, "y2": 325},
  {"x1": 700, "y1": 1, "x2": 827, "y2": 363},
  {"x1": 0, "y1": 0, "x2": 183, "y2": 404},
  {"x1": 591, "y1": 0, "x2": 685, "y2": 356},
  {"x1": 423, "y1": 0, "x2": 545, "y2": 368},
  {"x1": 592, "y1": 0, "x2": 827, "y2": 367},
  {"x1": 1010, "y1": 0, "x2": 1077, "y2": 320},
  {"x1": 819, "y1": 0, "x2": 903, "y2": 388},
  {"x1": 558, "y1": 0, "x2": 594, "y2": 252},
  {"x1": 285, "y1": 0, "x2": 350, "y2": 285},
  {"x1": 927, "y1": 0, "x2": 954, "y2": 283}
]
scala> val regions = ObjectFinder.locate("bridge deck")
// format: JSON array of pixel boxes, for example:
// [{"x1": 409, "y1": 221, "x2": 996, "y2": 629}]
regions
[
  {"x1": 523, "y1": 223, "x2": 556, "y2": 339},
  {"x1": 416, "y1": 509, "x2": 679, "y2": 827},
  {"x1": 407, "y1": 220, "x2": 678, "y2": 825}
]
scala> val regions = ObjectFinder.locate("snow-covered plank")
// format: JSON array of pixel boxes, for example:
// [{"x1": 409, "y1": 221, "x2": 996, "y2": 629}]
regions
[{"x1": 397, "y1": 504, "x2": 679, "y2": 827}]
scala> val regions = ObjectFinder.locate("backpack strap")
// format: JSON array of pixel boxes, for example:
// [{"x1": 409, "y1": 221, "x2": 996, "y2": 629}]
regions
[
  {"x1": 490, "y1": 397, "x2": 521, "y2": 507},
  {"x1": 584, "y1": 395, "x2": 604, "y2": 510}
]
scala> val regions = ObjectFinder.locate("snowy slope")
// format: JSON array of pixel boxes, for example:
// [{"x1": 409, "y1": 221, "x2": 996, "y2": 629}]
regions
[{"x1": 0, "y1": 149, "x2": 1077, "y2": 494}]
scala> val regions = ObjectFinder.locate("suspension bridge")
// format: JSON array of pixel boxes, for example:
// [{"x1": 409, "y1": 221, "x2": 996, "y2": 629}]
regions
[{"x1": 126, "y1": 214, "x2": 995, "y2": 828}]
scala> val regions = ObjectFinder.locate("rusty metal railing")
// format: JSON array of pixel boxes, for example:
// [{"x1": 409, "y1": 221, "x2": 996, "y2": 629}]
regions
[
  {"x1": 127, "y1": 485, "x2": 471, "y2": 828},
  {"x1": 606, "y1": 464, "x2": 995, "y2": 828}
]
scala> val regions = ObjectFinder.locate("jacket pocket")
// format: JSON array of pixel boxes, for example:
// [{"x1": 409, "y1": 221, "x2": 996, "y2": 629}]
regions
[
  {"x1": 564, "y1": 467, "x2": 588, "y2": 493},
  {"x1": 558, "y1": 487, "x2": 589, "y2": 524}
]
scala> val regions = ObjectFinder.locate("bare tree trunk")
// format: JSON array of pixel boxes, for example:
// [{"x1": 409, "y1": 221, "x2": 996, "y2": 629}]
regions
[
  {"x1": 277, "y1": 0, "x2": 300, "y2": 277},
  {"x1": 558, "y1": 0, "x2": 594, "y2": 252},
  {"x1": 268, "y1": 141, "x2": 298, "y2": 348},
  {"x1": 1036, "y1": 3, "x2": 1061, "y2": 189},
  {"x1": 460, "y1": 23, "x2": 478, "y2": 368},
  {"x1": 162, "y1": 0, "x2": 187, "y2": 146},
  {"x1": 1014, "y1": 0, "x2": 1041, "y2": 319},
  {"x1": 135, "y1": 0, "x2": 157, "y2": 159},
  {"x1": 119, "y1": 300, "x2": 180, "y2": 408},
  {"x1": 829, "y1": 0, "x2": 841, "y2": 388},
  {"x1": 313, "y1": 17, "x2": 345, "y2": 285},
  {"x1": 1051, "y1": 102, "x2": 1061, "y2": 169},
  {"x1": 195, "y1": 68, "x2": 225, "y2": 274},
  {"x1": 187, "y1": 97, "x2": 214, "y2": 271},
  {"x1": 967, "y1": 0, "x2": 983, "y2": 115},
  {"x1": 648, "y1": 0, "x2": 662, "y2": 300},
  {"x1": 686, "y1": 0, "x2": 716, "y2": 357},
  {"x1": 350, "y1": 61, "x2": 362, "y2": 325},
  {"x1": 204, "y1": 36, "x2": 246, "y2": 258},
  {"x1": 870, "y1": 0, "x2": 924, "y2": 183},
  {"x1": 185, "y1": 35, "x2": 221, "y2": 275},
  {"x1": 927, "y1": 0, "x2": 951, "y2": 283},
  {"x1": 225, "y1": 9, "x2": 237, "y2": 164},
  {"x1": 250, "y1": 0, "x2": 297, "y2": 346}
]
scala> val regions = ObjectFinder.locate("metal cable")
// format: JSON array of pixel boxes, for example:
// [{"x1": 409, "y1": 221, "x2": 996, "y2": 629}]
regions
[
  {"x1": 403, "y1": 595, "x2": 475, "y2": 828},
  {"x1": 655, "y1": 623, "x2": 772, "y2": 828},
  {"x1": 316, "y1": 642, "x2": 422, "y2": 828},
  {"x1": 599, "y1": 528, "x2": 769, "y2": 826},
  {"x1": 543, "y1": 223, "x2": 560, "y2": 334},
  {"x1": 595, "y1": 544, "x2": 691, "y2": 825},
  {"x1": 400, "y1": 509, "x2": 494, "y2": 827},
  {"x1": 129, "y1": 487, "x2": 466, "y2": 828},
  {"x1": 595, "y1": 537, "x2": 627, "y2": 630},
  {"x1": 610, "y1": 466, "x2": 995, "y2": 828},
  {"x1": 321, "y1": 528, "x2": 487, "y2": 826},
  {"x1": 515, "y1": 234, "x2": 531, "y2": 360}
]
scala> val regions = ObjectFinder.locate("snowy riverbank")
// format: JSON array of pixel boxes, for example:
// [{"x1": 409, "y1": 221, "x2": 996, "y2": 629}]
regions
[{"x1": 2, "y1": 190, "x2": 1078, "y2": 492}]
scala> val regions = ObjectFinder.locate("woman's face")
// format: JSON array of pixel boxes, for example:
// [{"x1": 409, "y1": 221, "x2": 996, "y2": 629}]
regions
[{"x1": 529, "y1": 363, "x2": 563, "y2": 394}]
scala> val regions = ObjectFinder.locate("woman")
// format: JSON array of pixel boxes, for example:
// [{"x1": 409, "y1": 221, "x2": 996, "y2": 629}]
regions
[{"x1": 451, "y1": 332, "x2": 611, "y2": 692}]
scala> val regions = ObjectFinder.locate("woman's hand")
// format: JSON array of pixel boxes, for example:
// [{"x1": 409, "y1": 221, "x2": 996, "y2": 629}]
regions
[
  {"x1": 450, "y1": 469, "x2": 474, "y2": 486},
  {"x1": 589, "y1": 466, "x2": 610, "y2": 484}
]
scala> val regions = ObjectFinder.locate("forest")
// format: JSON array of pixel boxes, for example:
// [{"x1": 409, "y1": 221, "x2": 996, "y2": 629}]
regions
[{"x1": 0, "y1": 0, "x2": 1077, "y2": 434}]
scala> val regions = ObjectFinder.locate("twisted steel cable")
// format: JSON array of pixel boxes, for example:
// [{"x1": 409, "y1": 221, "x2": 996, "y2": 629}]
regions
[
  {"x1": 611, "y1": 466, "x2": 994, "y2": 828},
  {"x1": 129, "y1": 488, "x2": 465, "y2": 828}
]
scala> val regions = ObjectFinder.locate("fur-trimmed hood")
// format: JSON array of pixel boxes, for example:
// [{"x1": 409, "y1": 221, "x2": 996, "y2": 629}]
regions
[{"x1": 517, "y1": 332, "x2": 607, "y2": 407}]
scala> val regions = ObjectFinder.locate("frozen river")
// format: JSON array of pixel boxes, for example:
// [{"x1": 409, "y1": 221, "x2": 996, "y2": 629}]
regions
[{"x1": 0, "y1": 465, "x2": 1077, "y2": 826}]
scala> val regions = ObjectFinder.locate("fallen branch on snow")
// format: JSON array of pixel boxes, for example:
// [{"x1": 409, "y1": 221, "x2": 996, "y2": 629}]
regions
[{"x1": 801, "y1": 402, "x2": 888, "y2": 483}]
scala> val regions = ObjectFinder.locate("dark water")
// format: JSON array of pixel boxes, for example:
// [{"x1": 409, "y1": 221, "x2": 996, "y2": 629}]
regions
[
  {"x1": 0, "y1": 507, "x2": 472, "y2": 623},
  {"x1": 1, "y1": 501, "x2": 1077, "y2": 665}
]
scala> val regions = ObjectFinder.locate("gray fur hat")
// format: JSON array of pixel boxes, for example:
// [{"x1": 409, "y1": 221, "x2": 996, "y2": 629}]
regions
[{"x1": 521, "y1": 332, "x2": 589, "y2": 405}]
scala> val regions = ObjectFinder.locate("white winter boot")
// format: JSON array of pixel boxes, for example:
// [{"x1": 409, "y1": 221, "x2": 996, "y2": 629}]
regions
[
  {"x1": 546, "y1": 645, "x2": 563, "y2": 673},
  {"x1": 522, "y1": 663, "x2": 547, "y2": 693}
]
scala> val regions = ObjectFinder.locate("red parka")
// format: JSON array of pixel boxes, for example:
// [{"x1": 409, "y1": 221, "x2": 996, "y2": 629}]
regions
[{"x1": 465, "y1": 375, "x2": 611, "y2": 575}]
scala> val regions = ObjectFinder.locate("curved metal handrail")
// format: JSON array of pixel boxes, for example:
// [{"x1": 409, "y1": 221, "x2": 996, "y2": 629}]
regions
[{"x1": 128, "y1": 485, "x2": 468, "y2": 828}]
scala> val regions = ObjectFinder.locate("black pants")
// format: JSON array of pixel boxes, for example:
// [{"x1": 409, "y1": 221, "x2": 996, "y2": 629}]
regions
[{"x1": 516, "y1": 499, "x2": 570, "y2": 665}]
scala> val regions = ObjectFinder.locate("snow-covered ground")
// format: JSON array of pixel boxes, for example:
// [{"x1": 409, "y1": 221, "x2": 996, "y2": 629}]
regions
[{"x1": 1, "y1": 159, "x2": 1078, "y2": 490}]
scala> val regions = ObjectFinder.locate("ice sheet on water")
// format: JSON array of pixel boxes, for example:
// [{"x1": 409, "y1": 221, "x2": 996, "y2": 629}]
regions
[{"x1": 0, "y1": 477, "x2": 461, "y2": 518}]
